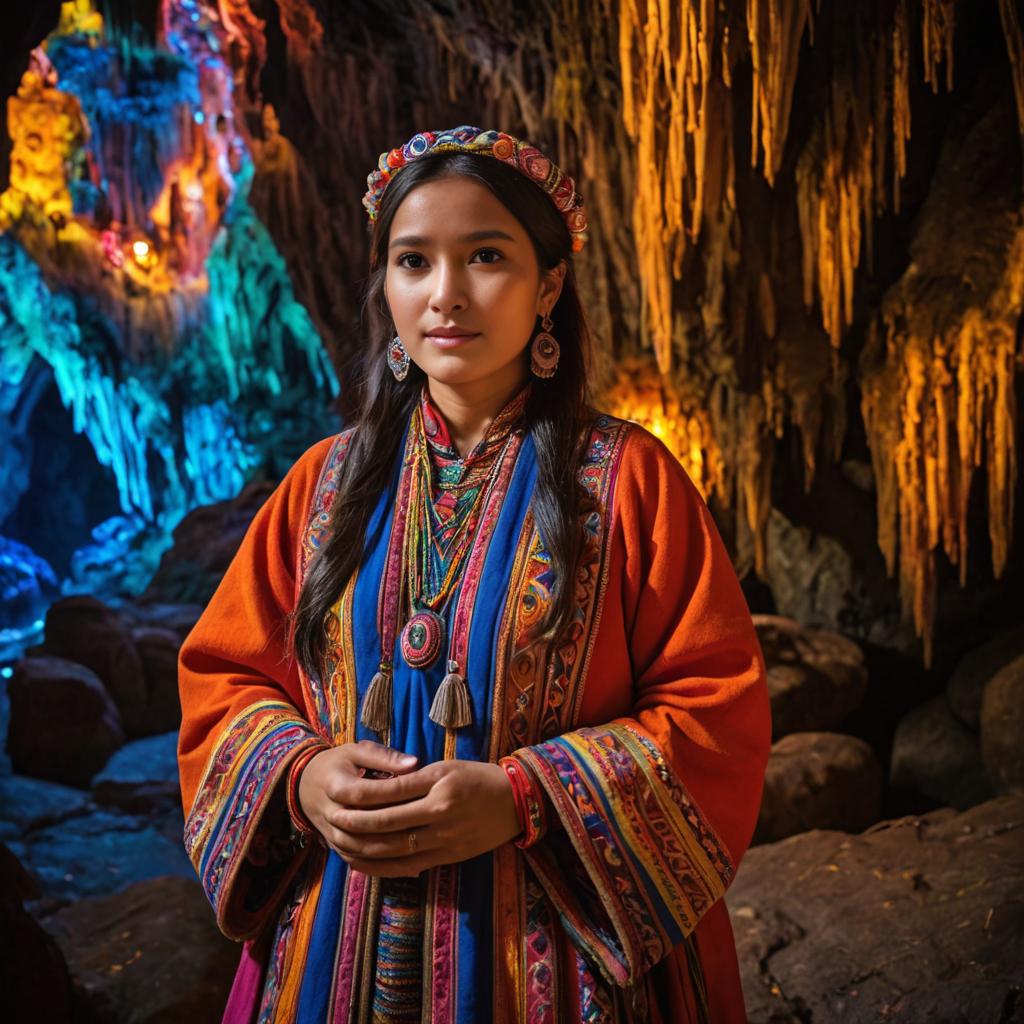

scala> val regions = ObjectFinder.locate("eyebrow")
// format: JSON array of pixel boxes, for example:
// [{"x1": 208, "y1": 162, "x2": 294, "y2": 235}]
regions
[{"x1": 389, "y1": 229, "x2": 517, "y2": 249}]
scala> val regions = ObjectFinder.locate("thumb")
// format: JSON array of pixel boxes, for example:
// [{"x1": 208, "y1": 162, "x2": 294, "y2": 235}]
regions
[{"x1": 352, "y1": 740, "x2": 418, "y2": 774}]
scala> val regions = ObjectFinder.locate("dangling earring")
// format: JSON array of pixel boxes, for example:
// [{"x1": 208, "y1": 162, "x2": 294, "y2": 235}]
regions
[
  {"x1": 387, "y1": 334, "x2": 410, "y2": 381},
  {"x1": 530, "y1": 314, "x2": 560, "y2": 378}
]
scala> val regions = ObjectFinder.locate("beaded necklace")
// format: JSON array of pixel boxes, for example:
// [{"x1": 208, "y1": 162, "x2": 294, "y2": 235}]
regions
[{"x1": 360, "y1": 382, "x2": 531, "y2": 740}]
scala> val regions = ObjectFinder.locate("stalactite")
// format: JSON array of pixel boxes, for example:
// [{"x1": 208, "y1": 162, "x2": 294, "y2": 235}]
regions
[
  {"x1": 747, "y1": 0, "x2": 814, "y2": 186},
  {"x1": 921, "y1": 0, "x2": 955, "y2": 93},
  {"x1": 999, "y1": 0, "x2": 1024, "y2": 148},
  {"x1": 795, "y1": 109, "x2": 869, "y2": 356},
  {"x1": 0, "y1": 0, "x2": 337, "y2": 564},
  {"x1": 795, "y1": 2, "x2": 957, "y2": 360},
  {"x1": 617, "y1": 0, "x2": 709, "y2": 373},
  {"x1": 859, "y1": 90, "x2": 1022, "y2": 665},
  {"x1": 616, "y1": 0, "x2": 818, "y2": 373},
  {"x1": 4, "y1": 0, "x2": 1011, "y2": 658},
  {"x1": 892, "y1": 0, "x2": 912, "y2": 213}
]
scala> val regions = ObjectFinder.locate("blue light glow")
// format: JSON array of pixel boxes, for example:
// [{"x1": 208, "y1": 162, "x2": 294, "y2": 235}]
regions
[{"x1": 0, "y1": 1, "x2": 341, "y2": 632}]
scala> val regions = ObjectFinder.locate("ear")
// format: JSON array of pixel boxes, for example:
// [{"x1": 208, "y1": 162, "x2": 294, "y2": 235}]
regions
[{"x1": 536, "y1": 260, "x2": 568, "y2": 317}]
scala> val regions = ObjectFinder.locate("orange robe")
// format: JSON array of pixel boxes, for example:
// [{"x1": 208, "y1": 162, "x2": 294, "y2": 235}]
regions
[{"x1": 178, "y1": 409, "x2": 770, "y2": 1023}]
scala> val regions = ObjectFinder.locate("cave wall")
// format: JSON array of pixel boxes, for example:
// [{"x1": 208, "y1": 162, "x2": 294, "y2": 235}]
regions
[
  {"x1": 0, "y1": 0, "x2": 340, "y2": 641},
  {"x1": 240, "y1": 0, "x2": 1024, "y2": 672},
  {"x1": 1, "y1": 0, "x2": 1022, "y2": 674}
]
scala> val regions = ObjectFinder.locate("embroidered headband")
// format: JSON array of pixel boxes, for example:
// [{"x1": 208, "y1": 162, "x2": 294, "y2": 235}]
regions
[{"x1": 362, "y1": 124, "x2": 589, "y2": 253}]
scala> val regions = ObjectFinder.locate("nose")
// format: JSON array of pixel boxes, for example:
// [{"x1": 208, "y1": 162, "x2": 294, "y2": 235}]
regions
[{"x1": 428, "y1": 260, "x2": 468, "y2": 314}]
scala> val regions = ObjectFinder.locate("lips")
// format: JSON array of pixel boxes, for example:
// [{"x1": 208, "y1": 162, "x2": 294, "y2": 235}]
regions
[
  {"x1": 424, "y1": 328, "x2": 479, "y2": 347},
  {"x1": 425, "y1": 326, "x2": 478, "y2": 337}
]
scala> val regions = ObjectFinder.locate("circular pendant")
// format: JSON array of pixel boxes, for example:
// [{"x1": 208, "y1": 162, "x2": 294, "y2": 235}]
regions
[{"x1": 400, "y1": 609, "x2": 446, "y2": 669}]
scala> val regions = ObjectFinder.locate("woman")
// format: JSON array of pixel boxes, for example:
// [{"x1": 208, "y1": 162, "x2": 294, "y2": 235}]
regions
[{"x1": 178, "y1": 125, "x2": 770, "y2": 1024}]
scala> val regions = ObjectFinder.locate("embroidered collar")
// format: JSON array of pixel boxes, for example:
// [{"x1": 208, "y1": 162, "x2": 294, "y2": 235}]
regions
[{"x1": 418, "y1": 380, "x2": 532, "y2": 472}]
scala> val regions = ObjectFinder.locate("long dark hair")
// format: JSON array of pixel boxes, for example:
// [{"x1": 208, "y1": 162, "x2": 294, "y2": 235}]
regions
[{"x1": 291, "y1": 150, "x2": 597, "y2": 682}]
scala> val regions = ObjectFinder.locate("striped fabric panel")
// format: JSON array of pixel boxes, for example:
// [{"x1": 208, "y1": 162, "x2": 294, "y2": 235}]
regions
[
  {"x1": 184, "y1": 699, "x2": 326, "y2": 938},
  {"x1": 508, "y1": 721, "x2": 734, "y2": 987},
  {"x1": 268, "y1": 846, "x2": 328, "y2": 1023},
  {"x1": 370, "y1": 876, "x2": 426, "y2": 1022}
]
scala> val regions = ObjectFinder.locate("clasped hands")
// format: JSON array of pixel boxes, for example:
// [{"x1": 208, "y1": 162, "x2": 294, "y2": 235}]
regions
[{"x1": 297, "y1": 739, "x2": 522, "y2": 877}]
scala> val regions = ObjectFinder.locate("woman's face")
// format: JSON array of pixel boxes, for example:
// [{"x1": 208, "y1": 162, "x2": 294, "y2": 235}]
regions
[{"x1": 383, "y1": 175, "x2": 565, "y2": 394}]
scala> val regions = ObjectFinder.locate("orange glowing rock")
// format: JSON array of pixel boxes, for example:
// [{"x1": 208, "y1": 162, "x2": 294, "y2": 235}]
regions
[
  {"x1": 2, "y1": 65, "x2": 88, "y2": 224},
  {"x1": 597, "y1": 355, "x2": 723, "y2": 504}
]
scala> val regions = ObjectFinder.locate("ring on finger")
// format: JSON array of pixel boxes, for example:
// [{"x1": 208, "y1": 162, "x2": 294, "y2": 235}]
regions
[{"x1": 408, "y1": 830, "x2": 418, "y2": 852}]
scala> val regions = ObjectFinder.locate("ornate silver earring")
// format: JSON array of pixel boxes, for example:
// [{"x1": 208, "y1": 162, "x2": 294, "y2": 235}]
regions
[
  {"x1": 530, "y1": 314, "x2": 560, "y2": 378},
  {"x1": 387, "y1": 334, "x2": 410, "y2": 381}
]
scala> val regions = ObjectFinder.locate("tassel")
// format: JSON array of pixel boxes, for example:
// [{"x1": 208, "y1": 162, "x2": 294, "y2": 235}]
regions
[
  {"x1": 360, "y1": 663, "x2": 393, "y2": 734},
  {"x1": 429, "y1": 659, "x2": 473, "y2": 729}
]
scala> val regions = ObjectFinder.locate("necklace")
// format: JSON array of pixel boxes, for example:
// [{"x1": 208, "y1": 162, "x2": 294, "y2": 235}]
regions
[
  {"x1": 360, "y1": 386, "x2": 529, "y2": 740},
  {"x1": 399, "y1": 416, "x2": 512, "y2": 670}
]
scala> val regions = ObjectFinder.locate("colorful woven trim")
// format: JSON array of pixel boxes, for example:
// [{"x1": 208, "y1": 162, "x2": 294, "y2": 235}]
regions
[
  {"x1": 183, "y1": 699, "x2": 326, "y2": 940},
  {"x1": 499, "y1": 756, "x2": 546, "y2": 848},
  {"x1": 362, "y1": 125, "x2": 589, "y2": 253},
  {"x1": 507, "y1": 721, "x2": 735, "y2": 987}
]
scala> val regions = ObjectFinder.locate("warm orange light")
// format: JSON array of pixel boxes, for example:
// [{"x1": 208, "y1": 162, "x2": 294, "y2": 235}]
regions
[{"x1": 132, "y1": 239, "x2": 150, "y2": 261}]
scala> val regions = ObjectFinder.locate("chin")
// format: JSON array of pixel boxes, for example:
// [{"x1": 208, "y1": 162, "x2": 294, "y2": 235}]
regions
[
  {"x1": 420, "y1": 364, "x2": 492, "y2": 388},
  {"x1": 414, "y1": 353, "x2": 500, "y2": 387}
]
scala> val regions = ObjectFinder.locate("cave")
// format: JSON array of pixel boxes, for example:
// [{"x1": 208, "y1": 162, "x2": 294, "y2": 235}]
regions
[
  {"x1": 2, "y1": 359, "x2": 123, "y2": 580},
  {"x1": 0, "y1": 1, "x2": 1021, "y2": 1021}
]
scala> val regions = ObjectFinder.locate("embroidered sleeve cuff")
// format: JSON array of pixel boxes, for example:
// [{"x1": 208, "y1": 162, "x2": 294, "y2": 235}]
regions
[
  {"x1": 183, "y1": 700, "x2": 329, "y2": 940},
  {"x1": 509, "y1": 721, "x2": 735, "y2": 986},
  {"x1": 499, "y1": 754, "x2": 547, "y2": 848}
]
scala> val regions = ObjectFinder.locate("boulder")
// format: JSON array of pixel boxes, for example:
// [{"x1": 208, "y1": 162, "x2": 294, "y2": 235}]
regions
[
  {"x1": 890, "y1": 695, "x2": 994, "y2": 810},
  {"x1": 0, "y1": 842, "x2": 75, "y2": 1023},
  {"x1": 6, "y1": 655, "x2": 124, "y2": 787},
  {"x1": 980, "y1": 652, "x2": 1024, "y2": 794},
  {"x1": 753, "y1": 615, "x2": 868, "y2": 738},
  {"x1": 17, "y1": 806, "x2": 193, "y2": 904},
  {"x1": 761, "y1": 511, "x2": 862, "y2": 635},
  {"x1": 946, "y1": 626, "x2": 1024, "y2": 731},
  {"x1": 754, "y1": 732, "x2": 882, "y2": 844},
  {"x1": 0, "y1": 774, "x2": 91, "y2": 832},
  {"x1": 121, "y1": 601, "x2": 203, "y2": 643},
  {"x1": 131, "y1": 626, "x2": 182, "y2": 732},
  {"x1": 728, "y1": 795, "x2": 1024, "y2": 1023},
  {"x1": 142, "y1": 479, "x2": 275, "y2": 606},
  {"x1": 43, "y1": 874, "x2": 238, "y2": 1024},
  {"x1": 91, "y1": 731, "x2": 181, "y2": 814},
  {"x1": 41, "y1": 596, "x2": 149, "y2": 738}
]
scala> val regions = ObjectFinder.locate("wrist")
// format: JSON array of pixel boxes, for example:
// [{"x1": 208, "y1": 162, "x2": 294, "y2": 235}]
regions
[{"x1": 287, "y1": 743, "x2": 329, "y2": 839}]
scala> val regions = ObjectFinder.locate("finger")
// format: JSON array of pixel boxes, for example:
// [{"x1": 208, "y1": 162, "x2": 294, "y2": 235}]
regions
[
  {"x1": 342, "y1": 851, "x2": 438, "y2": 878},
  {"x1": 330, "y1": 827, "x2": 433, "y2": 861},
  {"x1": 330, "y1": 800, "x2": 435, "y2": 836},
  {"x1": 341, "y1": 766, "x2": 437, "y2": 808},
  {"x1": 350, "y1": 739, "x2": 419, "y2": 775}
]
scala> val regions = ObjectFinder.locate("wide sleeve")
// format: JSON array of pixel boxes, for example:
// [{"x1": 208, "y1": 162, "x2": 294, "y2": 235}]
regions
[
  {"x1": 499, "y1": 425, "x2": 771, "y2": 987},
  {"x1": 177, "y1": 435, "x2": 337, "y2": 941}
]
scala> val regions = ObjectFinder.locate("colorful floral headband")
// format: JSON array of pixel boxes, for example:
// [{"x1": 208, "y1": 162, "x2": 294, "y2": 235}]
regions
[{"x1": 362, "y1": 125, "x2": 589, "y2": 253}]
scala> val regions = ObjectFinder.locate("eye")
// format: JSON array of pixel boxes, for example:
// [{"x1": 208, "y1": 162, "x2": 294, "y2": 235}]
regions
[
  {"x1": 395, "y1": 248, "x2": 503, "y2": 269},
  {"x1": 396, "y1": 252, "x2": 426, "y2": 269},
  {"x1": 472, "y1": 248, "x2": 503, "y2": 264}
]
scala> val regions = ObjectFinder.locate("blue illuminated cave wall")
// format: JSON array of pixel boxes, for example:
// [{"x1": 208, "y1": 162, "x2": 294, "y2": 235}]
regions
[{"x1": 0, "y1": 1, "x2": 340, "y2": 659}]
